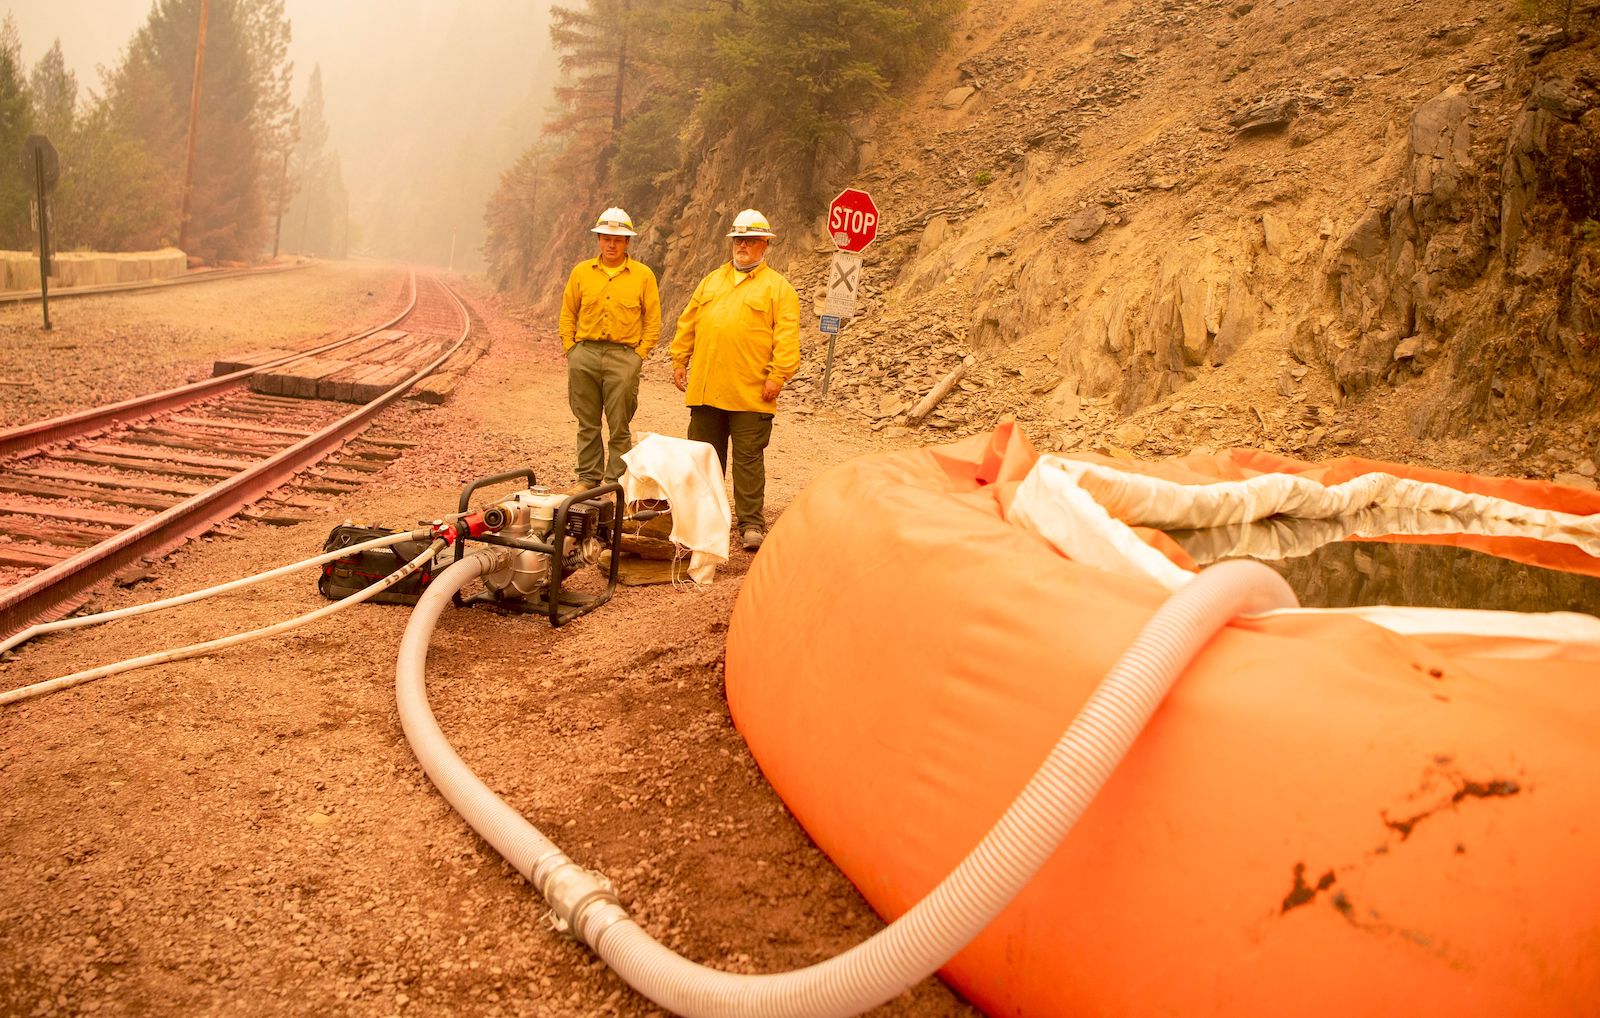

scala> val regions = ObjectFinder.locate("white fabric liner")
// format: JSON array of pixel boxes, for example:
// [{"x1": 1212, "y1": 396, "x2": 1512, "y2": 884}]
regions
[
  {"x1": 1166, "y1": 508, "x2": 1569, "y2": 567},
  {"x1": 1010, "y1": 455, "x2": 1600, "y2": 646},
  {"x1": 621, "y1": 433, "x2": 731, "y2": 584}
]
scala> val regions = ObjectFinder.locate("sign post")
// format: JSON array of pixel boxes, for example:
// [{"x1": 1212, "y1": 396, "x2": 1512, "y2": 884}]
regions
[
  {"x1": 22, "y1": 134, "x2": 59, "y2": 331},
  {"x1": 820, "y1": 188, "x2": 878, "y2": 397}
]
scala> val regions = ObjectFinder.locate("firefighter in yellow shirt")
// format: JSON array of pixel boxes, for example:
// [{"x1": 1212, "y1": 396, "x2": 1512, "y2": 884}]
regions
[
  {"x1": 558, "y1": 207, "x2": 662, "y2": 488},
  {"x1": 669, "y1": 209, "x2": 801, "y2": 551}
]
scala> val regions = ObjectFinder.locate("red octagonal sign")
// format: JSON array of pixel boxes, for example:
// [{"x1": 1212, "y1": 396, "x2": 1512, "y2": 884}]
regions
[{"x1": 828, "y1": 188, "x2": 879, "y2": 253}]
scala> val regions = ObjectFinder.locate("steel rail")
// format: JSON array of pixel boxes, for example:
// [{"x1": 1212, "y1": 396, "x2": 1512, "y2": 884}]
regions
[
  {"x1": 0, "y1": 261, "x2": 308, "y2": 305},
  {"x1": 0, "y1": 270, "x2": 419, "y2": 460},
  {"x1": 0, "y1": 273, "x2": 472, "y2": 640}
]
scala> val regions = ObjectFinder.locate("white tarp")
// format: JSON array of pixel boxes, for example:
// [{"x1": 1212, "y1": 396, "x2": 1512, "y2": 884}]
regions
[
  {"x1": 1010, "y1": 454, "x2": 1600, "y2": 646},
  {"x1": 621, "y1": 433, "x2": 731, "y2": 585}
]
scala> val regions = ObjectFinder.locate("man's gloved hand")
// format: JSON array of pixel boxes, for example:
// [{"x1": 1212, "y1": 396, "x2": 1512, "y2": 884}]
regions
[{"x1": 761, "y1": 378, "x2": 782, "y2": 402}]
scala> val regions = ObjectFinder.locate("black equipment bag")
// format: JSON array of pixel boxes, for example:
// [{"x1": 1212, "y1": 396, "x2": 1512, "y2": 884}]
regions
[{"x1": 317, "y1": 523, "x2": 436, "y2": 606}]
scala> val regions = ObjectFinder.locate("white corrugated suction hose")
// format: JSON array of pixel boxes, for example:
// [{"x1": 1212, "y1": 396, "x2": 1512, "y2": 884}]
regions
[{"x1": 397, "y1": 554, "x2": 1296, "y2": 1017}]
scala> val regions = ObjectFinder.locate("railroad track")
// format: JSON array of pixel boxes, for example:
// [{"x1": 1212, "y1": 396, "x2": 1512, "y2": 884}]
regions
[{"x1": 0, "y1": 271, "x2": 474, "y2": 639}]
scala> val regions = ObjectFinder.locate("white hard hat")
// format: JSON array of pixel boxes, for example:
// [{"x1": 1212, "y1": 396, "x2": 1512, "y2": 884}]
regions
[
  {"x1": 592, "y1": 207, "x2": 637, "y2": 236},
  {"x1": 727, "y1": 209, "x2": 776, "y2": 238}
]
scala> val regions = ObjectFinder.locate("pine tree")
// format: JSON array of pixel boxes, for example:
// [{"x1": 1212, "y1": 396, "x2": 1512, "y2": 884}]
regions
[
  {"x1": 241, "y1": 0, "x2": 296, "y2": 257},
  {"x1": 300, "y1": 148, "x2": 346, "y2": 256},
  {"x1": 322, "y1": 152, "x2": 348, "y2": 257},
  {"x1": 705, "y1": 0, "x2": 960, "y2": 179},
  {"x1": 547, "y1": 0, "x2": 641, "y2": 183},
  {"x1": 0, "y1": 15, "x2": 35, "y2": 249},
  {"x1": 283, "y1": 65, "x2": 334, "y2": 255},
  {"x1": 603, "y1": 0, "x2": 720, "y2": 207},
  {"x1": 53, "y1": 98, "x2": 171, "y2": 251},
  {"x1": 482, "y1": 0, "x2": 963, "y2": 296},
  {"x1": 110, "y1": 0, "x2": 291, "y2": 262},
  {"x1": 28, "y1": 40, "x2": 76, "y2": 144},
  {"x1": 484, "y1": 143, "x2": 560, "y2": 292}
]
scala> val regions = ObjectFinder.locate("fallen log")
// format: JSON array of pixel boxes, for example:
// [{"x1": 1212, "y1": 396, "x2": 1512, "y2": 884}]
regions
[{"x1": 907, "y1": 355, "x2": 976, "y2": 426}]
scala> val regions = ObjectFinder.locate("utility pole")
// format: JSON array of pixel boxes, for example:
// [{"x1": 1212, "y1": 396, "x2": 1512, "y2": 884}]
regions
[
  {"x1": 272, "y1": 144, "x2": 290, "y2": 258},
  {"x1": 177, "y1": 0, "x2": 210, "y2": 256},
  {"x1": 300, "y1": 165, "x2": 313, "y2": 254}
]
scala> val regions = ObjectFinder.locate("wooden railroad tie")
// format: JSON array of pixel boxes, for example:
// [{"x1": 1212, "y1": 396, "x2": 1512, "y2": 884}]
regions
[
  {"x1": 0, "y1": 475, "x2": 183, "y2": 512},
  {"x1": 49, "y1": 450, "x2": 235, "y2": 481},
  {"x1": 0, "y1": 544, "x2": 71, "y2": 569},
  {"x1": 12, "y1": 466, "x2": 207, "y2": 496},
  {"x1": 212, "y1": 349, "x2": 296, "y2": 376},
  {"x1": 80, "y1": 442, "x2": 256, "y2": 471},
  {"x1": 0, "y1": 516, "x2": 117, "y2": 548},
  {"x1": 169, "y1": 415, "x2": 313, "y2": 438},
  {"x1": 0, "y1": 496, "x2": 148, "y2": 528}
]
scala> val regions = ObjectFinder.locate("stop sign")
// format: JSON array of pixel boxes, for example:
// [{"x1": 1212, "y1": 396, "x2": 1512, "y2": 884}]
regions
[{"x1": 828, "y1": 188, "x2": 879, "y2": 253}]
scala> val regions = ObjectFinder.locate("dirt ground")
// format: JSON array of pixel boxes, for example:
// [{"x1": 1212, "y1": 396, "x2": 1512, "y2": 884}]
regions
[{"x1": 0, "y1": 265, "x2": 981, "y2": 1017}]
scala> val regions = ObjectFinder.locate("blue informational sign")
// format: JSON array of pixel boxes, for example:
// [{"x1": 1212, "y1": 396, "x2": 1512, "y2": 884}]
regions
[{"x1": 820, "y1": 315, "x2": 841, "y2": 334}]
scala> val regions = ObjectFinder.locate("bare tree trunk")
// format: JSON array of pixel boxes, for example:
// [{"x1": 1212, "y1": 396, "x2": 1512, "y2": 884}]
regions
[
  {"x1": 611, "y1": 0, "x2": 630, "y2": 133},
  {"x1": 272, "y1": 145, "x2": 289, "y2": 258},
  {"x1": 177, "y1": 0, "x2": 210, "y2": 255}
]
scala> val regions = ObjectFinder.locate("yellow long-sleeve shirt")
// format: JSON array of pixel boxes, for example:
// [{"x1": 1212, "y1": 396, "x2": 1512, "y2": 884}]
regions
[
  {"x1": 558, "y1": 257, "x2": 662, "y2": 357},
  {"x1": 668, "y1": 262, "x2": 801, "y2": 414}
]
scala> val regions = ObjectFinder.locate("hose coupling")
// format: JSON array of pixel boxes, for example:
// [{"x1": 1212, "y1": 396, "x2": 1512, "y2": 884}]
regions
[
  {"x1": 431, "y1": 506, "x2": 510, "y2": 545},
  {"x1": 537, "y1": 858, "x2": 621, "y2": 945},
  {"x1": 479, "y1": 504, "x2": 511, "y2": 532}
]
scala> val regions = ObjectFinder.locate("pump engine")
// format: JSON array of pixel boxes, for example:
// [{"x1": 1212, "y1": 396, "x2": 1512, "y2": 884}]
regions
[{"x1": 439, "y1": 470, "x2": 624, "y2": 626}]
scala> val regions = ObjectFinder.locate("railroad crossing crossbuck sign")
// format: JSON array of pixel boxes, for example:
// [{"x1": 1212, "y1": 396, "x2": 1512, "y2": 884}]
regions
[
  {"x1": 828, "y1": 188, "x2": 879, "y2": 253},
  {"x1": 824, "y1": 250, "x2": 862, "y2": 318}
]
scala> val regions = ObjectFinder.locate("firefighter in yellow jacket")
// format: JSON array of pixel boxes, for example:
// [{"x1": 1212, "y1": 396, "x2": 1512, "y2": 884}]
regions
[
  {"x1": 669, "y1": 209, "x2": 801, "y2": 551},
  {"x1": 558, "y1": 206, "x2": 662, "y2": 488}
]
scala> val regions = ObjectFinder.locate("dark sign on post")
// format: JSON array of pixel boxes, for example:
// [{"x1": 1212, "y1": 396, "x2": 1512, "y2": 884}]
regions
[
  {"x1": 22, "y1": 134, "x2": 60, "y2": 192},
  {"x1": 22, "y1": 134, "x2": 59, "y2": 331}
]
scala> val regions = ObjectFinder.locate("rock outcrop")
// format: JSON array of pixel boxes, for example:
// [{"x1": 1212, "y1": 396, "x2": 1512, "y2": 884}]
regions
[{"x1": 1314, "y1": 74, "x2": 1599, "y2": 432}]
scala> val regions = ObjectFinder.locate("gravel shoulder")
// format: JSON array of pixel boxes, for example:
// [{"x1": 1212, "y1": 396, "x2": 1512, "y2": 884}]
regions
[{"x1": 0, "y1": 262, "x2": 409, "y2": 428}]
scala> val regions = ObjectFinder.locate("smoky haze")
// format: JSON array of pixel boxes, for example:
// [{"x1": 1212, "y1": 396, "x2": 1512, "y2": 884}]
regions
[
  {"x1": 6, "y1": 0, "x2": 557, "y2": 274},
  {"x1": 290, "y1": 1, "x2": 556, "y2": 272}
]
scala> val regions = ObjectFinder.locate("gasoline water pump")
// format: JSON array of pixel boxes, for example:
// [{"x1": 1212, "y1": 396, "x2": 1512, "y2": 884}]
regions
[{"x1": 320, "y1": 468, "x2": 626, "y2": 627}]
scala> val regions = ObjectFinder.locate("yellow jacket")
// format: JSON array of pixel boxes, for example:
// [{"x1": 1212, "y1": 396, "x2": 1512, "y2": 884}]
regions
[
  {"x1": 558, "y1": 257, "x2": 662, "y2": 357},
  {"x1": 669, "y1": 262, "x2": 801, "y2": 414}
]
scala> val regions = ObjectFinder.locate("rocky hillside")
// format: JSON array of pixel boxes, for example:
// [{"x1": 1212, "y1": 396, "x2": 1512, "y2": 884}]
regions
[{"x1": 569, "y1": 0, "x2": 1600, "y2": 485}]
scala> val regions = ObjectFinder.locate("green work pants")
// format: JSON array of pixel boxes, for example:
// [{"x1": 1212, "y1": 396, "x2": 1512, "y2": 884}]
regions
[
  {"x1": 688, "y1": 405, "x2": 773, "y2": 532},
  {"x1": 567, "y1": 341, "x2": 642, "y2": 485}
]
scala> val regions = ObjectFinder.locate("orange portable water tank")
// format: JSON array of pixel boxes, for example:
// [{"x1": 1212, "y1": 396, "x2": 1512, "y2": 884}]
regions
[{"x1": 725, "y1": 424, "x2": 1600, "y2": 1017}]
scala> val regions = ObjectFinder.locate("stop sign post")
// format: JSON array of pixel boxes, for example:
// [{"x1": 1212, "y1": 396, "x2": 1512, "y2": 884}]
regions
[{"x1": 820, "y1": 188, "x2": 879, "y2": 396}]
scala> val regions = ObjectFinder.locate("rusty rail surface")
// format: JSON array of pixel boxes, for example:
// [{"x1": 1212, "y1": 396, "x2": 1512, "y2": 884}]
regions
[{"x1": 0, "y1": 272, "x2": 472, "y2": 639}]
